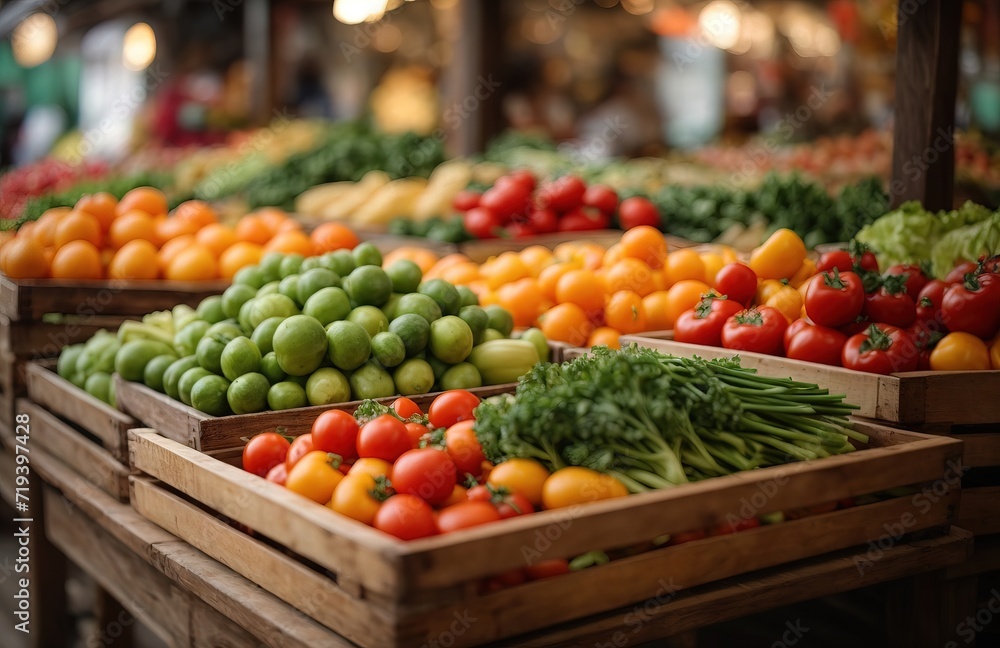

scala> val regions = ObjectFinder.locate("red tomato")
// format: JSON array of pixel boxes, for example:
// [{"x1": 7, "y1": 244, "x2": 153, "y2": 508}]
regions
[
  {"x1": 285, "y1": 434, "x2": 315, "y2": 470},
  {"x1": 785, "y1": 324, "x2": 848, "y2": 366},
  {"x1": 674, "y1": 295, "x2": 743, "y2": 347},
  {"x1": 945, "y1": 261, "x2": 979, "y2": 284},
  {"x1": 720, "y1": 307, "x2": 789, "y2": 355},
  {"x1": 816, "y1": 250, "x2": 853, "y2": 274},
  {"x1": 452, "y1": 190, "x2": 481, "y2": 212},
  {"x1": 392, "y1": 397, "x2": 423, "y2": 420},
  {"x1": 783, "y1": 319, "x2": 813, "y2": 352},
  {"x1": 617, "y1": 196, "x2": 660, "y2": 230},
  {"x1": 713, "y1": 263, "x2": 757, "y2": 306},
  {"x1": 582, "y1": 184, "x2": 619, "y2": 214},
  {"x1": 391, "y1": 448, "x2": 457, "y2": 505},
  {"x1": 444, "y1": 420, "x2": 486, "y2": 478},
  {"x1": 842, "y1": 324, "x2": 919, "y2": 374},
  {"x1": 496, "y1": 492, "x2": 534, "y2": 519},
  {"x1": 839, "y1": 315, "x2": 872, "y2": 337},
  {"x1": 480, "y1": 181, "x2": 530, "y2": 219},
  {"x1": 537, "y1": 175, "x2": 586, "y2": 211},
  {"x1": 525, "y1": 559, "x2": 571, "y2": 580},
  {"x1": 311, "y1": 410, "x2": 360, "y2": 461},
  {"x1": 428, "y1": 390, "x2": 481, "y2": 429},
  {"x1": 506, "y1": 170, "x2": 537, "y2": 192},
  {"x1": 374, "y1": 495, "x2": 438, "y2": 540},
  {"x1": 405, "y1": 422, "x2": 428, "y2": 447},
  {"x1": 265, "y1": 462, "x2": 288, "y2": 486},
  {"x1": 908, "y1": 320, "x2": 946, "y2": 370},
  {"x1": 557, "y1": 207, "x2": 610, "y2": 232},
  {"x1": 804, "y1": 269, "x2": 865, "y2": 328},
  {"x1": 863, "y1": 274, "x2": 916, "y2": 328},
  {"x1": 356, "y1": 415, "x2": 413, "y2": 462},
  {"x1": 436, "y1": 501, "x2": 502, "y2": 534},
  {"x1": 709, "y1": 516, "x2": 761, "y2": 536},
  {"x1": 883, "y1": 264, "x2": 929, "y2": 298},
  {"x1": 505, "y1": 222, "x2": 537, "y2": 238},
  {"x1": 527, "y1": 208, "x2": 559, "y2": 234},
  {"x1": 940, "y1": 273, "x2": 1000, "y2": 339},
  {"x1": 463, "y1": 207, "x2": 503, "y2": 239},
  {"x1": 916, "y1": 280, "x2": 948, "y2": 323},
  {"x1": 849, "y1": 241, "x2": 879, "y2": 273},
  {"x1": 242, "y1": 432, "x2": 290, "y2": 477}
]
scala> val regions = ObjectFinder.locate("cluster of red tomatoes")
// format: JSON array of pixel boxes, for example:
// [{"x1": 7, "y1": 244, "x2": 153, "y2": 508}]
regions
[
  {"x1": 454, "y1": 171, "x2": 661, "y2": 239},
  {"x1": 674, "y1": 246, "x2": 1000, "y2": 375}
]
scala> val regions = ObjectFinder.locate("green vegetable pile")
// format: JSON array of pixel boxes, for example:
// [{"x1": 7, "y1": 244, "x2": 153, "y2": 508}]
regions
[{"x1": 474, "y1": 345, "x2": 865, "y2": 493}]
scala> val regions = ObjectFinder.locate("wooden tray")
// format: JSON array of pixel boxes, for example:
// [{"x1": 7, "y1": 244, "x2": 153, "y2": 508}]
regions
[
  {"x1": 116, "y1": 376, "x2": 516, "y2": 452},
  {"x1": 128, "y1": 420, "x2": 961, "y2": 648},
  {"x1": 621, "y1": 334, "x2": 1000, "y2": 426}
]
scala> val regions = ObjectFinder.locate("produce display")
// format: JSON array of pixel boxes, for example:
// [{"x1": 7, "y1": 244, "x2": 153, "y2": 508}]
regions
[
  {"x1": 240, "y1": 345, "x2": 863, "y2": 542},
  {"x1": 0, "y1": 158, "x2": 109, "y2": 222},
  {"x1": 0, "y1": 186, "x2": 357, "y2": 280}
]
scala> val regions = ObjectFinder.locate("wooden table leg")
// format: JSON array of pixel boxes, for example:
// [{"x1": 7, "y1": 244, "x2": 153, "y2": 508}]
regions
[
  {"x1": 27, "y1": 475, "x2": 69, "y2": 648},
  {"x1": 94, "y1": 587, "x2": 135, "y2": 648},
  {"x1": 887, "y1": 570, "x2": 980, "y2": 648}
]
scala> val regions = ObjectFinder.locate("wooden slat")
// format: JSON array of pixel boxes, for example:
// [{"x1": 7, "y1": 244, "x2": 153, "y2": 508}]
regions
[
  {"x1": 26, "y1": 362, "x2": 134, "y2": 460},
  {"x1": 22, "y1": 400, "x2": 130, "y2": 501},
  {"x1": 114, "y1": 374, "x2": 208, "y2": 448},
  {"x1": 956, "y1": 486, "x2": 1000, "y2": 536},
  {"x1": 3, "y1": 315, "x2": 129, "y2": 360},
  {"x1": 955, "y1": 432, "x2": 1000, "y2": 468},
  {"x1": 0, "y1": 444, "x2": 16, "y2": 508}
]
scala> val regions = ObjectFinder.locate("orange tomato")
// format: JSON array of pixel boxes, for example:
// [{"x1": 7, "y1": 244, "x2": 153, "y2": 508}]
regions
[
  {"x1": 109, "y1": 240, "x2": 160, "y2": 280},
  {"x1": 700, "y1": 252, "x2": 725, "y2": 286},
  {"x1": 50, "y1": 240, "x2": 103, "y2": 280},
  {"x1": 642, "y1": 291, "x2": 671, "y2": 331},
  {"x1": 117, "y1": 187, "x2": 167, "y2": 217},
  {"x1": 538, "y1": 263, "x2": 575, "y2": 302},
  {"x1": 555, "y1": 269, "x2": 606, "y2": 313},
  {"x1": 155, "y1": 216, "x2": 199, "y2": 244},
  {"x1": 604, "y1": 258, "x2": 657, "y2": 297},
  {"x1": 173, "y1": 200, "x2": 218, "y2": 228},
  {"x1": 32, "y1": 208, "x2": 71, "y2": 247},
  {"x1": 441, "y1": 262, "x2": 480, "y2": 285},
  {"x1": 539, "y1": 303, "x2": 594, "y2": 347},
  {"x1": 196, "y1": 223, "x2": 238, "y2": 257},
  {"x1": 482, "y1": 252, "x2": 531, "y2": 290},
  {"x1": 234, "y1": 216, "x2": 272, "y2": 245},
  {"x1": 109, "y1": 211, "x2": 158, "y2": 249},
  {"x1": 496, "y1": 278, "x2": 546, "y2": 328},
  {"x1": 74, "y1": 192, "x2": 118, "y2": 231},
  {"x1": 602, "y1": 243, "x2": 627, "y2": 267},
  {"x1": 311, "y1": 222, "x2": 359, "y2": 252},
  {"x1": 587, "y1": 326, "x2": 621, "y2": 349},
  {"x1": 264, "y1": 230, "x2": 316, "y2": 257},
  {"x1": 1, "y1": 237, "x2": 49, "y2": 278},
  {"x1": 518, "y1": 245, "x2": 555, "y2": 276},
  {"x1": 54, "y1": 211, "x2": 103, "y2": 249},
  {"x1": 664, "y1": 249, "x2": 706, "y2": 285},
  {"x1": 749, "y1": 229, "x2": 806, "y2": 280},
  {"x1": 255, "y1": 208, "x2": 290, "y2": 235},
  {"x1": 664, "y1": 280, "x2": 712, "y2": 329},
  {"x1": 218, "y1": 242, "x2": 264, "y2": 279},
  {"x1": 765, "y1": 285, "x2": 803, "y2": 323},
  {"x1": 605, "y1": 290, "x2": 648, "y2": 334},
  {"x1": 166, "y1": 245, "x2": 218, "y2": 281},
  {"x1": 619, "y1": 226, "x2": 667, "y2": 269},
  {"x1": 788, "y1": 258, "x2": 818, "y2": 289},
  {"x1": 158, "y1": 235, "x2": 196, "y2": 273}
]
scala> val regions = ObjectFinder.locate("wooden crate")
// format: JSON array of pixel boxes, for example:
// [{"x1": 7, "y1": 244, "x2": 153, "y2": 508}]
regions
[
  {"x1": 116, "y1": 376, "x2": 516, "y2": 452},
  {"x1": 129, "y1": 421, "x2": 961, "y2": 648}
]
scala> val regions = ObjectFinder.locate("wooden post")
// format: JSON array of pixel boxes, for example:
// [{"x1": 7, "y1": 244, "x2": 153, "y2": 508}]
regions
[
  {"x1": 245, "y1": 0, "x2": 272, "y2": 126},
  {"x1": 889, "y1": 0, "x2": 962, "y2": 210}
]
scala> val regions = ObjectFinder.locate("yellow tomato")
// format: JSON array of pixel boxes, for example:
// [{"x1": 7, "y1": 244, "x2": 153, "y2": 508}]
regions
[
  {"x1": 788, "y1": 258, "x2": 818, "y2": 288},
  {"x1": 929, "y1": 333, "x2": 991, "y2": 371},
  {"x1": 488, "y1": 458, "x2": 550, "y2": 506},
  {"x1": 541, "y1": 467, "x2": 629, "y2": 509},
  {"x1": 699, "y1": 252, "x2": 725, "y2": 286},
  {"x1": 328, "y1": 474, "x2": 382, "y2": 525},
  {"x1": 766, "y1": 285, "x2": 803, "y2": 323},
  {"x1": 348, "y1": 458, "x2": 393, "y2": 480},
  {"x1": 756, "y1": 279, "x2": 787, "y2": 305},
  {"x1": 749, "y1": 229, "x2": 807, "y2": 280},
  {"x1": 989, "y1": 334, "x2": 1000, "y2": 370}
]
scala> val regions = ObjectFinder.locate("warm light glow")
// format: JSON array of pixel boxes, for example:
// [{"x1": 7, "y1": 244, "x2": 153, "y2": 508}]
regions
[
  {"x1": 622, "y1": 0, "x2": 653, "y2": 15},
  {"x1": 11, "y1": 13, "x2": 58, "y2": 68},
  {"x1": 373, "y1": 23, "x2": 403, "y2": 52},
  {"x1": 122, "y1": 22, "x2": 156, "y2": 71},
  {"x1": 333, "y1": 0, "x2": 389, "y2": 25},
  {"x1": 698, "y1": 0, "x2": 742, "y2": 50}
]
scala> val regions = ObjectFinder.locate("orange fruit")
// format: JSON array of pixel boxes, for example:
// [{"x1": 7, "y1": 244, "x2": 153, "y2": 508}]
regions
[
  {"x1": 218, "y1": 242, "x2": 264, "y2": 280},
  {"x1": 196, "y1": 223, "x2": 238, "y2": 257},
  {"x1": 441, "y1": 262, "x2": 481, "y2": 286},
  {"x1": 50, "y1": 240, "x2": 103, "y2": 280},
  {"x1": 601, "y1": 243, "x2": 627, "y2": 267},
  {"x1": 538, "y1": 263, "x2": 574, "y2": 302},
  {"x1": 234, "y1": 216, "x2": 272, "y2": 245},
  {"x1": 31, "y1": 208, "x2": 71, "y2": 247},
  {"x1": 158, "y1": 235, "x2": 196, "y2": 273},
  {"x1": 553, "y1": 241, "x2": 604, "y2": 270},
  {"x1": 75, "y1": 192, "x2": 118, "y2": 231},
  {"x1": 620, "y1": 226, "x2": 667, "y2": 269},
  {"x1": 518, "y1": 246, "x2": 555, "y2": 277},
  {"x1": 604, "y1": 258, "x2": 657, "y2": 297},
  {"x1": 109, "y1": 240, "x2": 160, "y2": 280},
  {"x1": 173, "y1": 200, "x2": 218, "y2": 229},
  {"x1": 17, "y1": 222, "x2": 38, "y2": 245},
  {"x1": 109, "y1": 210, "x2": 158, "y2": 249},
  {"x1": 311, "y1": 222, "x2": 359, "y2": 253},
  {"x1": 664, "y1": 280, "x2": 712, "y2": 329},
  {"x1": 383, "y1": 247, "x2": 439, "y2": 275},
  {"x1": 482, "y1": 252, "x2": 531, "y2": 290},
  {"x1": 642, "y1": 291, "x2": 671, "y2": 331},
  {"x1": 664, "y1": 249, "x2": 706, "y2": 285},
  {"x1": 496, "y1": 278, "x2": 546, "y2": 328},
  {"x1": 424, "y1": 253, "x2": 472, "y2": 280},
  {"x1": 53, "y1": 211, "x2": 103, "y2": 249},
  {"x1": 699, "y1": 252, "x2": 725, "y2": 286},
  {"x1": 155, "y1": 216, "x2": 199, "y2": 244},
  {"x1": 555, "y1": 269, "x2": 606, "y2": 313},
  {"x1": 277, "y1": 219, "x2": 302, "y2": 233},
  {"x1": 1, "y1": 237, "x2": 49, "y2": 278},
  {"x1": 538, "y1": 303, "x2": 593, "y2": 347},
  {"x1": 117, "y1": 187, "x2": 167, "y2": 217},
  {"x1": 264, "y1": 230, "x2": 316, "y2": 256},
  {"x1": 605, "y1": 290, "x2": 648, "y2": 334},
  {"x1": 587, "y1": 326, "x2": 621, "y2": 349},
  {"x1": 166, "y1": 245, "x2": 218, "y2": 281},
  {"x1": 255, "y1": 208, "x2": 290, "y2": 235}
]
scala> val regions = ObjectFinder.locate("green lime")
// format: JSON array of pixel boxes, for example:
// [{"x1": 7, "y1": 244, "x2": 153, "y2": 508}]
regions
[
  {"x1": 429, "y1": 316, "x2": 473, "y2": 364},
  {"x1": 286, "y1": 373, "x2": 309, "y2": 387},
  {"x1": 349, "y1": 360, "x2": 396, "y2": 399},
  {"x1": 381, "y1": 293, "x2": 402, "y2": 321},
  {"x1": 439, "y1": 362, "x2": 483, "y2": 391},
  {"x1": 249, "y1": 294, "x2": 299, "y2": 329},
  {"x1": 297, "y1": 268, "x2": 341, "y2": 304},
  {"x1": 278, "y1": 275, "x2": 302, "y2": 305},
  {"x1": 238, "y1": 298, "x2": 257, "y2": 334},
  {"x1": 196, "y1": 326, "x2": 241, "y2": 375},
  {"x1": 458, "y1": 305, "x2": 489, "y2": 346},
  {"x1": 221, "y1": 337, "x2": 262, "y2": 381},
  {"x1": 392, "y1": 358, "x2": 435, "y2": 396},
  {"x1": 386, "y1": 259, "x2": 422, "y2": 294},
  {"x1": 352, "y1": 241, "x2": 383, "y2": 267},
  {"x1": 163, "y1": 356, "x2": 199, "y2": 400},
  {"x1": 345, "y1": 266, "x2": 392, "y2": 307},
  {"x1": 250, "y1": 317, "x2": 283, "y2": 356},
  {"x1": 178, "y1": 367, "x2": 214, "y2": 406},
  {"x1": 191, "y1": 375, "x2": 232, "y2": 415},
  {"x1": 272, "y1": 315, "x2": 329, "y2": 376},
  {"x1": 347, "y1": 306, "x2": 389, "y2": 338},
  {"x1": 260, "y1": 352, "x2": 287, "y2": 384},
  {"x1": 227, "y1": 372, "x2": 270, "y2": 414},
  {"x1": 299, "y1": 257, "x2": 321, "y2": 272},
  {"x1": 482, "y1": 328, "x2": 504, "y2": 342},
  {"x1": 484, "y1": 305, "x2": 514, "y2": 337},
  {"x1": 389, "y1": 313, "x2": 430, "y2": 357},
  {"x1": 58, "y1": 345, "x2": 84, "y2": 380},
  {"x1": 305, "y1": 367, "x2": 351, "y2": 405},
  {"x1": 256, "y1": 280, "x2": 280, "y2": 297},
  {"x1": 207, "y1": 321, "x2": 244, "y2": 338},
  {"x1": 456, "y1": 285, "x2": 479, "y2": 308},
  {"x1": 174, "y1": 320, "x2": 211, "y2": 357},
  {"x1": 326, "y1": 320, "x2": 371, "y2": 371},
  {"x1": 267, "y1": 381, "x2": 308, "y2": 410},
  {"x1": 222, "y1": 284, "x2": 258, "y2": 320},
  {"x1": 325, "y1": 250, "x2": 356, "y2": 277},
  {"x1": 259, "y1": 252, "x2": 285, "y2": 283},
  {"x1": 197, "y1": 295, "x2": 227, "y2": 323},
  {"x1": 143, "y1": 354, "x2": 179, "y2": 393},
  {"x1": 426, "y1": 354, "x2": 449, "y2": 381},
  {"x1": 115, "y1": 340, "x2": 176, "y2": 382},
  {"x1": 85, "y1": 371, "x2": 114, "y2": 403},
  {"x1": 394, "y1": 293, "x2": 442, "y2": 324},
  {"x1": 279, "y1": 253, "x2": 305, "y2": 278},
  {"x1": 303, "y1": 287, "x2": 351, "y2": 326},
  {"x1": 78, "y1": 333, "x2": 118, "y2": 375},
  {"x1": 519, "y1": 327, "x2": 549, "y2": 363},
  {"x1": 371, "y1": 331, "x2": 406, "y2": 368},
  {"x1": 419, "y1": 279, "x2": 461, "y2": 316},
  {"x1": 233, "y1": 265, "x2": 266, "y2": 289}
]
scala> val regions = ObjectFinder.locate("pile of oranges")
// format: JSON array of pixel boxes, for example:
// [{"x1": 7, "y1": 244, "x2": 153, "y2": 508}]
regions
[
  {"x1": 0, "y1": 187, "x2": 360, "y2": 282},
  {"x1": 420, "y1": 226, "x2": 738, "y2": 348}
]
